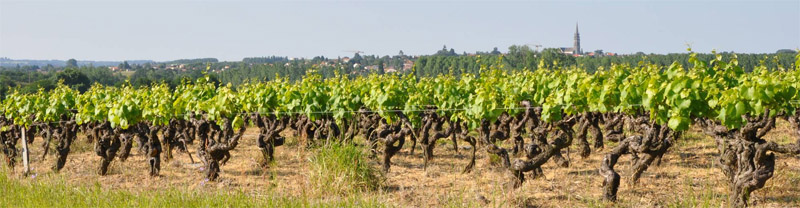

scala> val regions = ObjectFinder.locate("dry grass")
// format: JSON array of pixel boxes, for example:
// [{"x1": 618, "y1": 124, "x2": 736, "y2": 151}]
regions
[{"x1": 2, "y1": 121, "x2": 798, "y2": 207}]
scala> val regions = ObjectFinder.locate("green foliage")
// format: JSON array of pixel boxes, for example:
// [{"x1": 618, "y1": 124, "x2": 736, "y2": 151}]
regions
[
  {"x1": 2, "y1": 52, "x2": 800, "y2": 132},
  {"x1": 140, "y1": 83, "x2": 172, "y2": 126},
  {"x1": 362, "y1": 74, "x2": 412, "y2": 124},
  {"x1": 327, "y1": 73, "x2": 364, "y2": 126}
]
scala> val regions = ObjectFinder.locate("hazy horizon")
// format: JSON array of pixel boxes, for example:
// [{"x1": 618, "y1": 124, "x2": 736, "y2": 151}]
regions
[{"x1": 1, "y1": 0, "x2": 798, "y2": 62}]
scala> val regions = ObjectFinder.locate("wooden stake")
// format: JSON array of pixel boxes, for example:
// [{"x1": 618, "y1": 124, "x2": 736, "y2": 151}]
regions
[{"x1": 21, "y1": 127, "x2": 30, "y2": 175}]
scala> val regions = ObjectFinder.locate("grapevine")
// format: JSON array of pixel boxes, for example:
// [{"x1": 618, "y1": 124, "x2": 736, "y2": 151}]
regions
[{"x1": 0, "y1": 52, "x2": 798, "y2": 207}]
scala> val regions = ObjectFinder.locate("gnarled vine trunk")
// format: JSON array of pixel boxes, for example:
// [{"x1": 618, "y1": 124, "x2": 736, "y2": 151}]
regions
[
  {"x1": 410, "y1": 108, "x2": 454, "y2": 169},
  {"x1": 599, "y1": 118, "x2": 676, "y2": 202},
  {"x1": 510, "y1": 114, "x2": 576, "y2": 188},
  {"x1": 698, "y1": 110, "x2": 800, "y2": 207},
  {"x1": 1, "y1": 118, "x2": 19, "y2": 169},
  {"x1": 117, "y1": 129, "x2": 135, "y2": 162},
  {"x1": 53, "y1": 120, "x2": 78, "y2": 171},
  {"x1": 253, "y1": 114, "x2": 288, "y2": 169},
  {"x1": 93, "y1": 122, "x2": 121, "y2": 175},
  {"x1": 452, "y1": 121, "x2": 478, "y2": 173},
  {"x1": 162, "y1": 119, "x2": 194, "y2": 163},
  {"x1": 136, "y1": 123, "x2": 162, "y2": 176},
  {"x1": 370, "y1": 113, "x2": 410, "y2": 172},
  {"x1": 197, "y1": 118, "x2": 246, "y2": 181},
  {"x1": 602, "y1": 113, "x2": 624, "y2": 142}
]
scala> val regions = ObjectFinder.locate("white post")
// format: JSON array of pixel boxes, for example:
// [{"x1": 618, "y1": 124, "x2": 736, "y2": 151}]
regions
[{"x1": 21, "y1": 127, "x2": 30, "y2": 175}]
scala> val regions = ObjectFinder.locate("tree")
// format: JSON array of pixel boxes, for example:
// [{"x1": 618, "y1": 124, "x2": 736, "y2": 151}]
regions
[
  {"x1": 378, "y1": 60, "x2": 385, "y2": 75},
  {"x1": 54, "y1": 68, "x2": 90, "y2": 92},
  {"x1": 118, "y1": 61, "x2": 132, "y2": 70},
  {"x1": 540, "y1": 48, "x2": 576, "y2": 69},
  {"x1": 351, "y1": 53, "x2": 363, "y2": 64},
  {"x1": 594, "y1": 50, "x2": 604, "y2": 56},
  {"x1": 436, "y1": 45, "x2": 458, "y2": 57},
  {"x1": 66, "y1": 59, "x2": 78, "y2": 68},
  {"x1": 491, "y1": 47, "x2": 501, "y2": 55}
]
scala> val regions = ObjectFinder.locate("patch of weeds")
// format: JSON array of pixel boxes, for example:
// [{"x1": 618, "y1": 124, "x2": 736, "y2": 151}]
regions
[{"x1": 308, "y1": 143, "x2": 384, "y2": 195}]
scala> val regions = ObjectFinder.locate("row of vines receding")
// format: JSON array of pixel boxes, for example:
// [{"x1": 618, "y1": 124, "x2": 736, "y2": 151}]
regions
[{"x1": 1, "y1": 52, "x2": 799, "y2": 207}]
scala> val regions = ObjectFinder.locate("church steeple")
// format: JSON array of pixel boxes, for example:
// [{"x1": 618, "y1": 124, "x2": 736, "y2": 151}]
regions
[{"x1": 573, "y1": 23, "x2": 581, "y2": 55}]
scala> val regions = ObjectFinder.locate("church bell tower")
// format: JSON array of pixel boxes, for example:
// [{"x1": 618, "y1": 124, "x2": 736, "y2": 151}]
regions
[{"x1": 574, "y1": 23, "x2": 581, "y2": 55}]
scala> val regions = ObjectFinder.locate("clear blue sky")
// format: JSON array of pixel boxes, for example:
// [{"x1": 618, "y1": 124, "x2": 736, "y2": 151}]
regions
[{"x1": 1, "y1": 0, "x2": 798, "y2": 61}]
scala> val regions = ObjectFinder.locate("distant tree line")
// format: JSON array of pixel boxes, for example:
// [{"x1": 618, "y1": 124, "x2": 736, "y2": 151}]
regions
[
  {"x1": 163, "y1": 58, "x2": 219, "y2": 65},
  {"x1": 1, "y1": 47, "x2": 796, "y2": 99},
  {"x1": 242, "y1": 56, "x2": 289, "y2": 64},
  {"x1": 413, "y1": 45, "x2": 798, "y2": 75},
  {"x1": 0, "y1": 66, "x2": 123, "y2": 98}
]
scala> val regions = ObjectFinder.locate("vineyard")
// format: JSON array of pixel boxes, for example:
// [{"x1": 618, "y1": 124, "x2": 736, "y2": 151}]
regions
[{"x1": 2, "y1": 52, "x2": 800, "y2": 207}]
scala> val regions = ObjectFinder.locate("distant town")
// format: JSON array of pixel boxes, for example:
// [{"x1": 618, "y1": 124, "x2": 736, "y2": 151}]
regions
[{"x1": 0, "y1": 24, "x2": 628, "y2": 69}]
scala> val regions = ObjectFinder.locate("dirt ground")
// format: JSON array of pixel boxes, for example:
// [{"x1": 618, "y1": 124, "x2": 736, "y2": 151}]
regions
[{"x1": 5, "y1": 121, "x2": 800, "y2": 207}]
